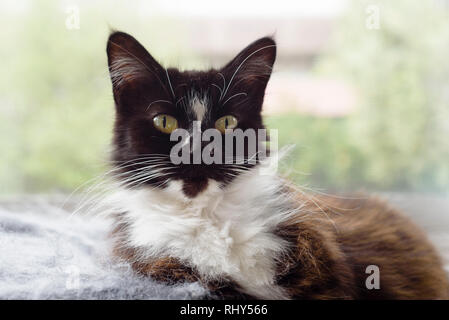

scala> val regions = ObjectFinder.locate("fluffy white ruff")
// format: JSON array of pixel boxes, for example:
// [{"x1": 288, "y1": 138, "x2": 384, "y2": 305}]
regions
[{"x1": 106, "y1": 152, "x2": 301, "y2": 299}]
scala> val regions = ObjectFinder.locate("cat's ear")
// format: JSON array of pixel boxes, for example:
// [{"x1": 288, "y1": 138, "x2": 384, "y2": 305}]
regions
[
  {"x1": 220, "y1": 37, "x2": 276, "y2": 111},
  {"x1": 107, "y1": 31, "x2": 168, "y2": 111}
]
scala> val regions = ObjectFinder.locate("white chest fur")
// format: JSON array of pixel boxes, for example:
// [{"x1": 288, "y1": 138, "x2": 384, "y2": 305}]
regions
[{"x1": 108, "y1": 169, "x2": 296, "y2": 299}]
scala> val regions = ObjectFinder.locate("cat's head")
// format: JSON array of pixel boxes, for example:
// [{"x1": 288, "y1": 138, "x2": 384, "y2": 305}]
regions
[{"x1": 106, "y1": 31, "x2": 276, "y2": 197}]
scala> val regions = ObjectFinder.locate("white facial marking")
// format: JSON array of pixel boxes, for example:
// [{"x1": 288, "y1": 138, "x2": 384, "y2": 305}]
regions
[{"x1": 192, "y1": 97, "x2": 206, "y2": 122}]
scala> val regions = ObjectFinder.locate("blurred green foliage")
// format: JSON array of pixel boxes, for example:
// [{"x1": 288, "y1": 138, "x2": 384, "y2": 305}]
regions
[
  {"x1": 313, "y1": 0, "x2": 449, "y2": 192},
  {"x1": 0, "y1": 0, "x2": 448, "y2": 194},
  {"x1": 265, "y1": 115, "x2": 366, "y2": 192}
]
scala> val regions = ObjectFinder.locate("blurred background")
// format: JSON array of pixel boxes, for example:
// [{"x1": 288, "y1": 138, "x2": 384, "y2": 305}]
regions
[{"x1": 1, "y1": 0, "x2": 449, "y2": 197}]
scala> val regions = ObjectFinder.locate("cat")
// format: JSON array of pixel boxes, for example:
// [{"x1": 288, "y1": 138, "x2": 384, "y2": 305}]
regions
[{"x1": 105, "y1": 31, "x2": 448, "y2": 299}]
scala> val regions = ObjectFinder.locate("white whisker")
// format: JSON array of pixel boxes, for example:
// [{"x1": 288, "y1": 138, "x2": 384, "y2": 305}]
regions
[
  {"x1": 217, "y1": 72, "x2": 227, "y2": 100},
  {"x1": 211, "y1": 84, "x2": 223, "y2": 96},
  {"x1": 165, "y1": 69, "x2": 175, "y2": 98},
  {"x1": 146, "y1": 99, "x2": 172, "y2": 111},
  {"x1": 222, "y1": 92, "x2": 247, "y2": 106}
]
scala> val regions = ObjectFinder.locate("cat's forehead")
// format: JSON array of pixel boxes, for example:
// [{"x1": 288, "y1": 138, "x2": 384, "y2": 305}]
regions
[
  {"x1": 169, "y1": 69, "x2": 223, "y2": 113},
  {"x1": 173, "y1": 87, "x2": 210, "y2": 122},
  {"x1": 171, "y1": 69, "x2": 220, "y2": 90}
]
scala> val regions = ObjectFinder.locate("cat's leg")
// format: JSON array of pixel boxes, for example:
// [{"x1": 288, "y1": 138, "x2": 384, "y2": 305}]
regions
[
  {"x1": 276, "y1": 224, "x2": 357, "y2": 299},
  {"x1": 133, "y1": 257, "x2": 255, "y2": 299},
  {"x1": 132, "y1": 257, "x2": 200, "y2": 284}
]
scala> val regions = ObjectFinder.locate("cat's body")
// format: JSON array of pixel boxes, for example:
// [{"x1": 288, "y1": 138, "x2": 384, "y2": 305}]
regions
[
  {"x1": 110, "y1": 171, "x2": 448, "y2": 299},
  {"x1": 105, "y1": 31, "x2": 448, "y2": 299}
]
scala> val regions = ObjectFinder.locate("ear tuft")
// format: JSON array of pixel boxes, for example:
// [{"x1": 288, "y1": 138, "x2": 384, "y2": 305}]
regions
[
  {"x1": 219, "y1": 37, "x2": 277, "y2": 109},
  {"x1": 222, "y1": 37, "x2": 276, "y2": 83},
  {"x1": 106, "y1": 32, "x2": 163, "y2": 92}
]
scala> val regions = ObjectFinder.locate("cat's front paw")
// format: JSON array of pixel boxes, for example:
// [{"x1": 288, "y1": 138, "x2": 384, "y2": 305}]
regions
[{"x1": 134, "y1": 257, "x2": 199, "y2": 284}]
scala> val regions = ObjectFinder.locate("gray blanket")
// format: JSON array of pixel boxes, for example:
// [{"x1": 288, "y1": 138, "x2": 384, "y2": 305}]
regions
[{"x1": 0, "y1": 197, "x2": 206, "y2": 299}]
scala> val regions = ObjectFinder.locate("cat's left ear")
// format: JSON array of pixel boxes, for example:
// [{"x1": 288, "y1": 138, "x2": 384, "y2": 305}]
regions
[
  {"x1": 220, "y1": 37, "x2": 276, "y2": 110},
  {"x1": 106, "y1": 31, "x2": 168, "y2": 113}
]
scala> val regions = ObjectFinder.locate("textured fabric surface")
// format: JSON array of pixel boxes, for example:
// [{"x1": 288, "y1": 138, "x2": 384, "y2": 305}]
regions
[{"x1": 0, "y1": 197, "x2": 207, "y2": 299}]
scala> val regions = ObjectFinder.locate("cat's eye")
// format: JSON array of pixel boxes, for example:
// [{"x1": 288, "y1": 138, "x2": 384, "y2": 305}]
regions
[
  {"x1": 153, "y1": 114, "x2": 178, "y2": 134},
  {"x1": 215, "y1": 115, "x2": 238, "y2": 133}
]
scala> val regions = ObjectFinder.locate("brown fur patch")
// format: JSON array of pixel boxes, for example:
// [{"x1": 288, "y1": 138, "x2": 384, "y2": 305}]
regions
[{"x1": 274, "y1": 184, "x2": 449, "y2": 299}]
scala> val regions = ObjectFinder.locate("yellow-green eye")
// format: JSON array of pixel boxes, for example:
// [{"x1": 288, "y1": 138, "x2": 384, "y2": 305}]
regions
[
  {"x1": 153, "y1": 114, "x2": 178, "y2": 134},
  {"x1": 215, "y1": 115, "x2": 238, "y2": 133}
]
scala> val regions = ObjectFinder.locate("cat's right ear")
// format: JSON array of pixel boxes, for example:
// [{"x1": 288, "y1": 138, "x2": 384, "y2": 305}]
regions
[{"x1": 106, "y1": 32, "x2": 167, "y2": 111}]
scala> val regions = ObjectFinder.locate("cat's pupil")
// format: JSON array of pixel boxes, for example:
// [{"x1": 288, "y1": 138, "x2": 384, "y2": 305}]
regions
[
  {"x1": 163, "y1": 116, "x2": 166, "y2": 128},
  {"x1": 225, "y1": 118, "x2": 229, "y2": 128}
]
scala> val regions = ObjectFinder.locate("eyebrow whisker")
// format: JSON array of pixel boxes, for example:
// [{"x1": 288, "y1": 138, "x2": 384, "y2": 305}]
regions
[
  {"x1": 217, "y1": 72, "x2": 227, "y2": 100},
  {"x1": 146, "y1": 99, "x2": 172, "y2": 111},
  {"x1": 211, "y1": 83, "x2": 223, "y2": 97},
  {"x1": 176, "y1": 96, "x2": 186, "y2": 107},
  {"x1": 222, "y1": 92, "x2": 247, "y2": 106},
  {"x1": 165, "y1": 69, "x2": 176, "y2": 98}
]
